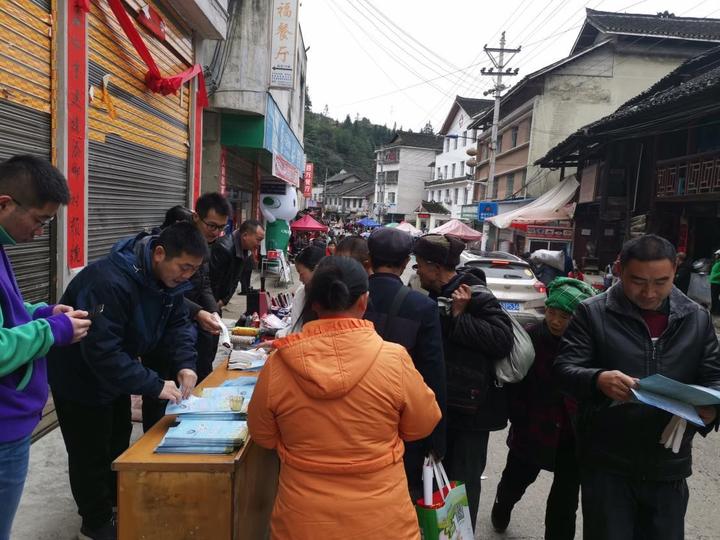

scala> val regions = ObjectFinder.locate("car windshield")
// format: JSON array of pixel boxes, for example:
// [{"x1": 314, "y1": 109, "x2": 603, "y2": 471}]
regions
[{"x1": 465, "y1": 261, "x2": 535, "y2": 280}]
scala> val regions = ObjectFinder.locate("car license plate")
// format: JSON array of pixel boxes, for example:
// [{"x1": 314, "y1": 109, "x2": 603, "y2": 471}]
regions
[{"x1": 501, "y1": 302, "x2": 520, "y2": 312}]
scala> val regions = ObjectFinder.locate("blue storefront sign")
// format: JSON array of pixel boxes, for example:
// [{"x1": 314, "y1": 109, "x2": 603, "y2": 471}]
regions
[
  {"x1": 264, "y1": 94, "x2": 305, "y2": 173},
  {"x1": 477, "y1": 201, "x2": 499, "y2": 221}
]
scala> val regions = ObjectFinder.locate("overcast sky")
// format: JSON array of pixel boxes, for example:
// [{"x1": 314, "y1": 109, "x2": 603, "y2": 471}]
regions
[{"x1": 298, "y1": 0, "x2": 719, "y2": 132}]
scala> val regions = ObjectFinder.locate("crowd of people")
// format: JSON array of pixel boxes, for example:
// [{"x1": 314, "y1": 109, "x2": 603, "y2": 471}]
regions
[{"x1": 0, "y1": 155, "x2": 719, "y2": 540}]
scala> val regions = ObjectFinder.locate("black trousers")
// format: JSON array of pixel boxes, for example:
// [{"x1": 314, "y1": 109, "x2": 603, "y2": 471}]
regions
[
  {"x1": 195, "y1": 330, "x2": 219, "y2": 384},
  {"x1": 443, "y1": 429, "x2": 489, "y2": 530},
  {"x1": 711, "y1": 283, "x2": 720, "y2": 315},
  {"x1": 495, "y1": 441, "x2": 580, "y2": 540},
  {"x1": 54, "y1": 395, "x2": 132, "y2": 529},
  {"x1": 581, "y1": 467, "x2": 689, "y2": 540}
]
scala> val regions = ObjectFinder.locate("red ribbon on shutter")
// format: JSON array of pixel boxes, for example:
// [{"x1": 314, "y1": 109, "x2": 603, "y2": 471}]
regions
[{"x1": 106, "y1": 0, "x2": 208, "y2": 107}]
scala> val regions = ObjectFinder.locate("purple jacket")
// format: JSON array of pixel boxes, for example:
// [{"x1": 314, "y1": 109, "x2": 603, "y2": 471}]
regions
[{"x1": 0, "y1": 232, "x2": 74, "y2": 443}]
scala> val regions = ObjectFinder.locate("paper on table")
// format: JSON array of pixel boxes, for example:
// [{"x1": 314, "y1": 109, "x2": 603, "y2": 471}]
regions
[{"x1": 631, "y1": 388, "x2": 705, "y2": 427}]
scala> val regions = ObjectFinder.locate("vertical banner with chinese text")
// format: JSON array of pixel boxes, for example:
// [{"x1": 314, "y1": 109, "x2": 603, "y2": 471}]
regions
[
  {"x1": 303, "y1": 163, "x2": 313, "y2": 199},
  {"x1": 269, "y1": 0, "x2": 299, "y2": 88},
  {"x1": 66, "y1": 1, "x2": 87, "y2": 269},
  {"x1": 219, "y1": 146, "x2": 227, "y2": 196}
]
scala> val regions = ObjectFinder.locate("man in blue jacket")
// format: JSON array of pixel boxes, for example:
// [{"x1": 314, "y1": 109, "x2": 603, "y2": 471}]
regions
[
  {"x1": 364, "y1": 227, "x2": 446, "y2": 501},
  {"x1": 48, "y1": 221, "x2": 207, "y2": 540},
  {"x1": 0, "y1": 155, "x2": 91, "y2": 540}
]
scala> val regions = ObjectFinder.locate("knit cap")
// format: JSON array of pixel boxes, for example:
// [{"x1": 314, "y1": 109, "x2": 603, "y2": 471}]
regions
[{"x1": 545, "y1": 277, "x2": 596, "y2": 314}]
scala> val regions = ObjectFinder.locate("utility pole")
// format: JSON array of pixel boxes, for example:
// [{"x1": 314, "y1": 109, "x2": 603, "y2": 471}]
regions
[
  {"x1": 479, "y1": 31, "x2": 520, "y2": 250},
  {"x1": 322, "y1": 167, "x2": 328, "y2": 219}
]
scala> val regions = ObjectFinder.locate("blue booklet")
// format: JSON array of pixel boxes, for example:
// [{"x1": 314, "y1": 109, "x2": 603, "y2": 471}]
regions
[
  {"x1": 631, "y1": 374, "x2": 720, "y2": 427},
  {"x1": 162, "y1": 420, "x2": 248, "y2": 446}
]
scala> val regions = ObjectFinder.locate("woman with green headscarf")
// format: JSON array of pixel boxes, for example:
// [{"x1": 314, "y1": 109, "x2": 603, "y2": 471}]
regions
[{"x1": 491, "y1": 277, "x2": 596, "y2": 539}]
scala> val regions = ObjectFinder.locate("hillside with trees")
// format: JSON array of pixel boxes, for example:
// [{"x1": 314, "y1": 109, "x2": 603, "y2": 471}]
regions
[{"x1": 303, "y1": 110, "x2": 407, "y2": 183}]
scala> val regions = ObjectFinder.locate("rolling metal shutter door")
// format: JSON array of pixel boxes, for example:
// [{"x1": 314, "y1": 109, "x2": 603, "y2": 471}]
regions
[
  {"x1": 88, "y1": 136, "x2": 187, "y2": 261},
  {"x1": 87, "y1": 0, "x2": 192, "y2": 262},
  {"x1": 0, "y1": 1, "x2": 53, "y2": 303}
]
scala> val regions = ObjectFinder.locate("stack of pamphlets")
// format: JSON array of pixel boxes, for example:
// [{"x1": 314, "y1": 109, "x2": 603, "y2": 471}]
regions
[
  {"x1": 228, "y1": 349, "x2": 267, "y2": 371},
  {"x1": 156, "y1": 420, "x2": 248, "y2": 454},
  {"x1": 155, "y1": 377, "x2": 259, "y2": 454}
]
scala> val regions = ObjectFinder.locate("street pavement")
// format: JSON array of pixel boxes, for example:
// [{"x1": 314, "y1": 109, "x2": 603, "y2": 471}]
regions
[{"x1": 11, "y1": 265, "x2": 720, "y2": 539}]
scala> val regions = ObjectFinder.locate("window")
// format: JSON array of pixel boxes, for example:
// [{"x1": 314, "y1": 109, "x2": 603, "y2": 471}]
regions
[
  {"x1": 507, "y1": 173, "x2": 515, "y2": 197},
  {"x1": 388, "y1": 192, "x2": 396, "y2": 204},
  {"x1": 482, "y1": 144, "x2": 488, "y2": 160},
  {"x1": 444, "y1": 165, "x2": 448, "y2": 179},
  {"x1": 462, "y1": 188, "x2": 468, "y2": 205},
  {"x1": 496, "y1": 134, "x2": 503, "y2": 154},
  {"x1": 454, "y1": 137, "x2": 458, "y2": 150},
  {"x1": 454, "y1": 188, "x2": 459, "y2": 204},
  {"x1": 460, "y1": 160, "x2": 465, "y2": 176},
  {"x1": 451, "y1": 163, "x2": 456, "y2": 178},
  {"x1": 511, "y1": 126, "x2": 519, "y2": 148},
  {"x1": 472, "y1": 129, "x2": 477, "y2": 141},
  {"x1": 491, "y1": 179, "x2": 498, "y2": 199},
  {"x1": 437, "y1": 167, "x2": 441, "y2": 179},
  {"x1": 463, "y1": 130, "x2": 468, "y2": 146},
  {"x1": 445, "y1": 138, "x2": 450, "y2": 152},
  {"x1": 445, "y1": 189, "x2": 450, "y2": 201}
]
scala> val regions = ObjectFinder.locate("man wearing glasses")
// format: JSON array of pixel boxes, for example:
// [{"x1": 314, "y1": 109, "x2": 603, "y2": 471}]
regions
[
  {"x1": 0, "y1": 155, "x2": 92, "y2": 540},
  {"x1": 141, "y1": 193, "x2": 232, "y2": 430}
]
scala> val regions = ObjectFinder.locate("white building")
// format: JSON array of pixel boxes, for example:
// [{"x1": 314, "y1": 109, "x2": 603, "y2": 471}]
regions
[
  {"x1": 426, "y1": 97, "x2": 493, "y2": 219},
  {"x1": 374, "y1": 131, "x2": 442, "y2": 223},
  {"x1": 319, "y1": 171, "x2": 375, "y2": 217}
]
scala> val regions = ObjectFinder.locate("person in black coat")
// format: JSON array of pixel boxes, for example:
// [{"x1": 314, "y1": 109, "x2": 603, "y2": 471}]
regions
[
  {"x1": 414, "y1": 234, "x2": 514, "y2": 530},
  {"x1": 210, "y1": 219, "x2": 265, "y2": 309},
  {"x1": 363, "y1": 228, "x2": 446, "y2": 501},
  {"x1": 673, "y1": 251, "x2": 692, "y2": 295},
  {"x1": 554, "y1": 235, "x2": 720, "y2": 540},
  {"x1": 48, "y1": 223, "x2": 207, "y2": 539}
]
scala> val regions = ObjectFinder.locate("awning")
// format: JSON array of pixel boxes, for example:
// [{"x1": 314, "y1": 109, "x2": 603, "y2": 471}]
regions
[
  {"x1": 429, "y1": 219, "x2": 482, "y2": 241},
  {"x1": 291, "y1": 214, "x2": 328, "y2": 232},
  {"x1": 487, "y1": 176, "x2": 579, "y2": 229}
]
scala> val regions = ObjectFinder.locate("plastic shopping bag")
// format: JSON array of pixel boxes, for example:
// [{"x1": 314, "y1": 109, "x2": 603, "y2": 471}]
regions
[{"x1": 415, "y1": 456, "x2": 474, "y2": 540}]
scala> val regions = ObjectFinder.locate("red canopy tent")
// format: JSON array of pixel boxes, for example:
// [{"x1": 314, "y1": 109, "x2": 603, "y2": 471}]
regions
[{"x1": 290, "y1": 214, "x2": 328, "y2": 232}]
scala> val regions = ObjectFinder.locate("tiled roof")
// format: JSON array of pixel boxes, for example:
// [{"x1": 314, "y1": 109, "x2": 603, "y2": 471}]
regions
[
  {"x1": 325, "y1": 181, "x2": 375, "y2": 198},
  {"x1": 586, "y1": 9, "x2": 720, "y2": 42},
  {"x1": 326, "y1": 171, "x2": 367, "y2": 184},
  {"x1": 382, "y1": 131, "x2": 443, "y2": 150},
  {"x1": 538, "y1": 45, "x2": 720, "y2": 166},
  {"x1": 417, "y1": 200, "x2": 450, "y2": 214},
  {"x1": 456, "y1": 96, "x2": 494, "y2": 118}
]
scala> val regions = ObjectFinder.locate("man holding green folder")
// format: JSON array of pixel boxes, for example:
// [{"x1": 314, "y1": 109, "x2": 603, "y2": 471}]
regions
[{"x1": 554, "y1": 234, "x2": 720, "y2": 540}]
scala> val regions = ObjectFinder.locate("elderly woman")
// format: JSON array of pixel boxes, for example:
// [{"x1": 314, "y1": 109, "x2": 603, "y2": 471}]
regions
[
  {"x1": 248, "y1": 256, "x2": 441, "y2": 539},
  {"x1": 492, "y1": 277, "x2": 596, "y2": 539}
]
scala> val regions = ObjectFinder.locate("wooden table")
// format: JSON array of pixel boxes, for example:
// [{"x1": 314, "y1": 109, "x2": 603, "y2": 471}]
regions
[{"x1": 113, "y1": 362, "x2": 279, "y2": 540}]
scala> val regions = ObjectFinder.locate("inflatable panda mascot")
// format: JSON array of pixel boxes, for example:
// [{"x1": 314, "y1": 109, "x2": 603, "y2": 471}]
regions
[{"x1": 259, "y1": 183, "x2": 298, "y2": 253}]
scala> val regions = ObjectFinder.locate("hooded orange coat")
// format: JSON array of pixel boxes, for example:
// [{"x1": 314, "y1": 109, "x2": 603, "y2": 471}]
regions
[{"x1": 248, "y1": 318, "x2": 441, "y2": 540}]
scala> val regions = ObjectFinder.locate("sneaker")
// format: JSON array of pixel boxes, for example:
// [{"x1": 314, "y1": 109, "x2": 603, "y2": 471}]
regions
[
  {"x1": 491, "y1": 498, "x2": 512, "y2": 533},
  {"x1": 78, "y1": 518, "x2": 116, "y2": 540}
]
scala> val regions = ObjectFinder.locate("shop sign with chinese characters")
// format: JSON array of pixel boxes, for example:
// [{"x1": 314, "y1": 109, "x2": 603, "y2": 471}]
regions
[
  {"x1": 270, "y1": 0, "x2": 299, "y2": 88},
  {"x1": 526, "y1": 225, "x2": 574, "y2": 241},
  {"x1": 303, "y1": 163, "x2": 314, "y2": 198}
]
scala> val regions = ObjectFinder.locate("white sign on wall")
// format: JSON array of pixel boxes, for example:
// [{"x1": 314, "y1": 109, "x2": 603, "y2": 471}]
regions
[{"x1": 269, "y1": 0, "x2": 299, "y2": 88}]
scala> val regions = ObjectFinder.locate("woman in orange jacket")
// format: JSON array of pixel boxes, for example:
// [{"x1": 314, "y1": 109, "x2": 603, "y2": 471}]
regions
[{"x1": 248, "y1": 256, "x2": 441, "y2": 540}]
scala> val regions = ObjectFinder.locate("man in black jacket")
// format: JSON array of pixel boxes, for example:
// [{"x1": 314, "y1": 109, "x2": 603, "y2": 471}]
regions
[
  {"x1": 414, "y1": 233, "x2": 514, "y2": 529},
  {"x1": 210, "y1": 219, "x2": 264, "y2": 309},
  {"x1": 554, "y1": 234, "x2": 720, "y2": 540},
  {"x1": 364, "y1": 228, "x2": 446, "y2": 500},
  {"x1": 48, "y1": 222, "x2": 206, "y2": 540}
]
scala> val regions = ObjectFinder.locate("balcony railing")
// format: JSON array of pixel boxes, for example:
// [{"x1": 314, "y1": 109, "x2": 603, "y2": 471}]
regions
[{"x1": 656, "y1": 150, "x2": 720, "y2": 198}]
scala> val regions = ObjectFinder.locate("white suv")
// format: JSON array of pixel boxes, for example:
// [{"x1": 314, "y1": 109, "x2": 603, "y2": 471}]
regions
[{"x1": 458, "y1": 251, "x2": 546, "y2": 325}]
